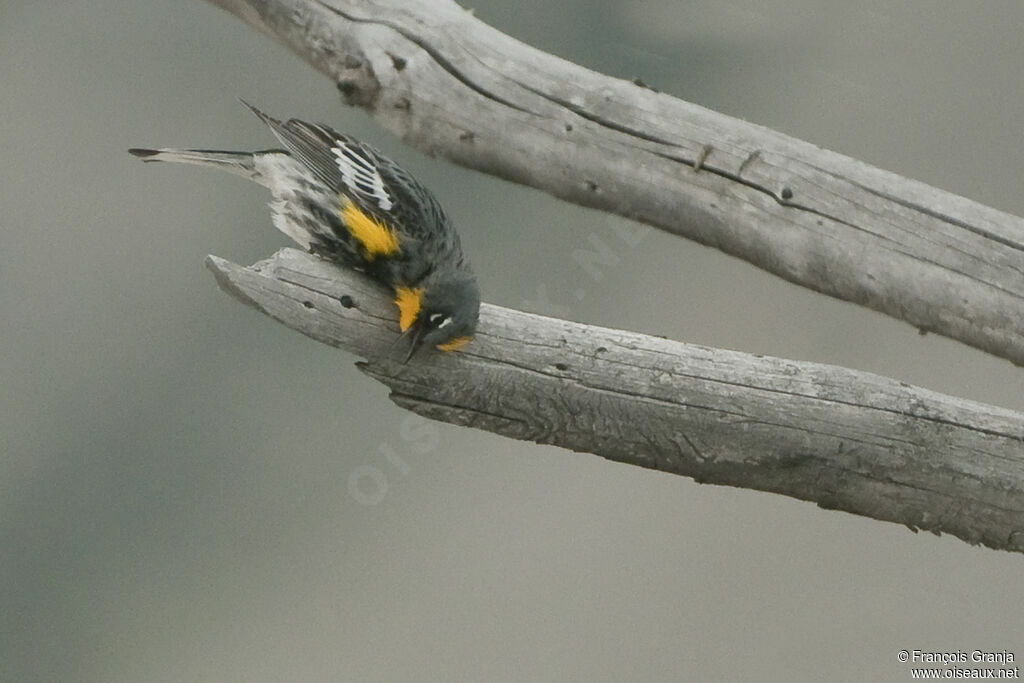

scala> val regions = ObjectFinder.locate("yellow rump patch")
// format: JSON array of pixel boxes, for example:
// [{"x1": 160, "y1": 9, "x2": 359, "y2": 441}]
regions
[
  {"x1": 393, "y1": 286, "x2": 424, "y2": 332},
  {"x1": 437, "y1": 336, "x2": 472, "y2": 352},
  {"x1": 341, "y1": 198, "x2": 400, "y2": 260}
]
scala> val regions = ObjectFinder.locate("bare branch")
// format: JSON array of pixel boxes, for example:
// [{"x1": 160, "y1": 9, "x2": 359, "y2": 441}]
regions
[
  {"x1": 207, "y1": 249, "x2": 1024, "y2": 553},
  {"x1": 204, "y1": 0, "x2": 1024, "y2": 365}
]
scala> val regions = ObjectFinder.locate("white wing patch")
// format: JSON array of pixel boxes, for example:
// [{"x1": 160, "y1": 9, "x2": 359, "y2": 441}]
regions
[{"x1": 332, "y1": 143, "x2": 393, "y2": 211}]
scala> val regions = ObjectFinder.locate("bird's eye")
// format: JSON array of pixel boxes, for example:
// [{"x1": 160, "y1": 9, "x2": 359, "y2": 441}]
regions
[{"x1": 428, "y1": 312, "x2": 452, "y2": 328}]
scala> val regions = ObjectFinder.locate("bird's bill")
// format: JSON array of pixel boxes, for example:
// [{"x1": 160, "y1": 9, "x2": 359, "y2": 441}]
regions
[
  {"x1": 403, "y1": 322, "x2": 428, "y2": 364},
  {"x1": 390, "y1": 324, "x2": 414, "y2": 351}
]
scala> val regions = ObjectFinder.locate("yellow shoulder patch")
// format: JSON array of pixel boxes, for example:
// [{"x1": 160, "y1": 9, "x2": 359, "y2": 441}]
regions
[
  {"x1": 393, "y1": 286, "x2": 424, "y2": 332},
  {"x1": 341, "y1": 198, "x2": 400, "y2": 260},
  {"x1": 437, "y1": 336, "x2": 472, "y2": 352}
]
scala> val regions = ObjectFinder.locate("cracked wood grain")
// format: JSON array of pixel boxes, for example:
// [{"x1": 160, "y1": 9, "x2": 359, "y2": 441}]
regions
[
  {"x1": 206, "y1": 0, "x2": 1024, "y2": 365},
  {"x1": 207, "y1": 248, "x2": 1024, "y2": 553}
]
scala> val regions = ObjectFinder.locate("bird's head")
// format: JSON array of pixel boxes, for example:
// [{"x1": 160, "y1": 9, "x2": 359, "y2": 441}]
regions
[{"x1": 395, "y1": 269, "x2": 480, "y2": 362}]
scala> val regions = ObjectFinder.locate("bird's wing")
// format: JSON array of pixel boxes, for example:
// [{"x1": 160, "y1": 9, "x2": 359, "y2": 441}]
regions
[
  {"x1": 244, "y1": 102, "x2": 393, "y2": 210},
  {"x1": 245, "y1": 102, "x2": 455, "y2": 257}
]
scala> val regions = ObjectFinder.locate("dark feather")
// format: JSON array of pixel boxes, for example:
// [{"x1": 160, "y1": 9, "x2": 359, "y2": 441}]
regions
[{"x1": 243, "y1": 101, "x2": 463, "y2": 279}]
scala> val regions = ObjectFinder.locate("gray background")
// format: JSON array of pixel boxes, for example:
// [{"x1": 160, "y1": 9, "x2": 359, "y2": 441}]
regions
[{"x1": 3, "y1": 1, "x2": 1022, "y2": 681}]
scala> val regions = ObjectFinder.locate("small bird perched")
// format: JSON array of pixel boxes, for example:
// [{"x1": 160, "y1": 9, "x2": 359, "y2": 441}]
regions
[{"x1": 129, "y1": 102, "x2": 479, "y2": 361}]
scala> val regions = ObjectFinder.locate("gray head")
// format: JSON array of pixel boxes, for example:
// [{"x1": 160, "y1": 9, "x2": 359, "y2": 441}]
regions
[{"x1": 405, "y1": 269, "x2": 480, "y2": 362}]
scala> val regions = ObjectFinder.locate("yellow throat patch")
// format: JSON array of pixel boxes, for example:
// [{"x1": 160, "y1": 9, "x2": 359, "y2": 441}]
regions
[
  {"x1": 437, "y1": 336, "x2": 472, "y2": 352},
  {"x1": 393, "y1": 286, "x2": 424, "y2": 332},
  {"x1": 341, "y1": 198, "x2": 400, "y2": 260}
]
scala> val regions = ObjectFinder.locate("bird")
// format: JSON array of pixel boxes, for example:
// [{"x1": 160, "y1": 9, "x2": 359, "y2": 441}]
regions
[{"x1": 129, "y1": 102, "x2": 480, "y2": 362}]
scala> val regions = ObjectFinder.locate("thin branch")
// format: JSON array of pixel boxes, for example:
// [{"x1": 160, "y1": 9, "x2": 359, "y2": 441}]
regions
[
  {"x1": 204, "y1": 0, "x2": 1024, "y2": 365},
  {"x1": 207, "y1": 249, "x2": 1024, "y2": 553}
]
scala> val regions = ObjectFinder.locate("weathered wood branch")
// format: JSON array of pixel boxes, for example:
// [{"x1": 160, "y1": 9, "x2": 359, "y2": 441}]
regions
[
  {"x1": 207, "y1": 248, "x2": 1024, "y2": 553},
  {"x1": 199, "y1": 1, "x2": 1024, "y2": 552},
  {"x1": 205, "y1": 0, "x2": 1024, "y2": 365}
]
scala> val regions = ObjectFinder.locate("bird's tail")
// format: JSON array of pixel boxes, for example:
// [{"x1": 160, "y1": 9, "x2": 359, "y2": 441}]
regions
[{"x1": 128, "y1": 147, "x2": 259, "y2": 181}]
